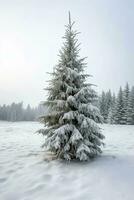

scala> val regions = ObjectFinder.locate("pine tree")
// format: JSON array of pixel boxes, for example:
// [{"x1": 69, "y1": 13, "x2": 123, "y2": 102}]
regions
[
  {"x1": 107, "y1": 93, "x2": 116, "y2": 124},
  {"x1": 38, "y1": 13, "x2": 104, "y2": 161},
  {"x1": 126, "y1": 93, "x2": 133, "y2": 125},
  {"x1": 105, "y1": 90, "x2": 113, "y2": 122},
  {"x1": 99, "y1": 91, "x2": 107, "y2": 122},
  {"x1": 107, "y1": 107, "x2": 113, "y2": 124},
  {"x1": 114, "y1": 87, "x2": 126, "y2": 124},
  {"x1": 131, "y1": 87, "x2": 134, "y2": 124},
  {"x1": 123, "y1": 83, "x2": 130, "y2": 124},
  {"x1": 127, "y1": 86, "x2": 134, "y2": 125}
]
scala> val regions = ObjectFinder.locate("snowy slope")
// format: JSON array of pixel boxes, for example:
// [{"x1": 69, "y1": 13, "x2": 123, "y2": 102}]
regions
[{"x1": 0, "y1": 121, "x2": 134, "y2": 200}]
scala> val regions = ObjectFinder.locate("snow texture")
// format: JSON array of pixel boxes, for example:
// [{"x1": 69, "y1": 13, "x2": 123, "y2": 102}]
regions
[{"x1": 0, "y1": 121, "x2": 134, "y2": 200}]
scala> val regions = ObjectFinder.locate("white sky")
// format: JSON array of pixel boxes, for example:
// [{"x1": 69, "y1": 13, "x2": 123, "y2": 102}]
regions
[{"x1": 0, "y1": 0, "x2": 134, "y2": 106}]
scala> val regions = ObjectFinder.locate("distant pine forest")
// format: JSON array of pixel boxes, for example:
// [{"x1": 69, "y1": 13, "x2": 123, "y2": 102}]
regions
[
  {"x1": 0, "y1": 83, "x2": 134, "y2": 124},
  {"x1": 99, "y1": 83, "x2": 134, "y2": 125},
  {"x1": 0, "y1": 103, "x2": 46, "y2": 122}
]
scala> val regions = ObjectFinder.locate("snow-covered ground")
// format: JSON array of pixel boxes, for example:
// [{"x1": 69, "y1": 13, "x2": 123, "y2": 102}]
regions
[{"x1": 0, "y1": 121, "x2": 134, "y2": 200}]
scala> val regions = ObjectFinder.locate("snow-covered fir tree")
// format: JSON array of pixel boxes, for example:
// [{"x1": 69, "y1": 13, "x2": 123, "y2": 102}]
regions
[
  {"x1": 106, "y1": 90, "x2": 112, "y2": 111},
  {"x1": 114, "y1": 87, "x2": 126, "y2": 124},
  {"x1": 99, "y1": 91, "x2": 107, "y2": 122},
  {"x1": 130, "y1": 86, "x2": 134, "y2": 124},
  {"x1": 123, "y1": 83, "x2": 130, "y2": 123},
  {"x1": 126, "y1": 86, "x2": 134, "y2": 125},
  {"x1": 107, "y1": 107, "x2": 113, "y2": 124},
  {"x1": 99, "y1": 90, "x2": 113, "y2": 123},
  {"x1": 105, "y1": 90, "x2": 113, "y2": 122},
  {"x1": 38, "y1": 13, "x2": 104, "y2": 161},
  {"x1": 107, "y1": 93, "x2": 116, "y2": 124},
  {"x1": 126, "y1": 93, "x2": 133, "y2": 125}
]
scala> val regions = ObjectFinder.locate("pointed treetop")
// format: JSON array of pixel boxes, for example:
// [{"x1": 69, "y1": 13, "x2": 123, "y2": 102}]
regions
[{"x1": 69, "y1": 11, "x2": 71, "y2": 25}]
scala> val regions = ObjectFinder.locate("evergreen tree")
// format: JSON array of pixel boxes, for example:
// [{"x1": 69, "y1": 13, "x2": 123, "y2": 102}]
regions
[
  {"x1": 38, "y1": 13, "x2": 104, "y2": 161},
  {"x1": 127, "y1": 86, "x2": 134, "y2": 125},
  {"x1": 107, "y1": 107, "x2": 113, "y2": 124},
  {"x1": 99, "y1": 91, "x2": 107, "y2": 122},
  {"x1": 114, "y1": 87, "x2": 126, "y2": 124},
  {"x1": 107, "y1": 93, "x2": 116, "y2": 124},
  {"x1": 123, "y1": 82, "x2": 130, "y2": 123},
  {"x1": 126, "y1": 93, "x2": 133, "y2": 125},
  {"x1": 131, "y1": 87, "x2": 134, "y2": 124},
  {"x1": 10, "y1": 103, "x2": 17, "y2": 121},
  {"x1": 105, "y1": 90, "x2": 113, "y2": 122}
]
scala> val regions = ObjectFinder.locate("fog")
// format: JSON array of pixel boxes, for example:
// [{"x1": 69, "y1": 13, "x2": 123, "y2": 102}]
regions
[{"x1": 0, "y1": 0, "x2": 134, "y2": 106}]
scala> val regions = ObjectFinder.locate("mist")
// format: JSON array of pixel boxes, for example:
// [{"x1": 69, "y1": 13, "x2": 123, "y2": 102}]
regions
[{"x1": 0, "y1": 0, "x2": 134, "y2": 106}]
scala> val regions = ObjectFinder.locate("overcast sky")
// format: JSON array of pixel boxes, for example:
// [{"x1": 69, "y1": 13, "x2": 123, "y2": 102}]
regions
[{"x1": 0, "y1": 0, "x2": 134, "y2": 106}]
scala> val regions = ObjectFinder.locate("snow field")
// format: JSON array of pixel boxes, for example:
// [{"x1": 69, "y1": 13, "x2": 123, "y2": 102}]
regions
[{"x1": 0, "y1": 122, "x2": 134, "y2": 200}]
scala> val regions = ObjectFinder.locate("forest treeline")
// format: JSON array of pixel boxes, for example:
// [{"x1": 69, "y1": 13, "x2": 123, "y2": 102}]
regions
[
  {"x1": 99, "y1": 83, "x2": 134, "y2": 125},
  {"x1": 0, "y1": 83, "x2": 134, "y2": 124},
  {"x1": 0, "y1": 102, "x2": 46, "y2": 121}
]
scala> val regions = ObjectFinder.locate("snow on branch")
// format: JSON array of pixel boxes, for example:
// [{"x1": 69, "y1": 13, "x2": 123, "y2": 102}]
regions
[{"x1": 70, "y1": 127, "x2": 83, "y2": 144}]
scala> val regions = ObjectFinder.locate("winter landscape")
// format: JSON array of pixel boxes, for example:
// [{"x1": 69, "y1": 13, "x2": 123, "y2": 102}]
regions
[
  {"x1": 0, "y1": 121, "x2": 134, "y2": 200},
  {"x1": 1, "y1": 0, "x2": 134, "y2": 200}
]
